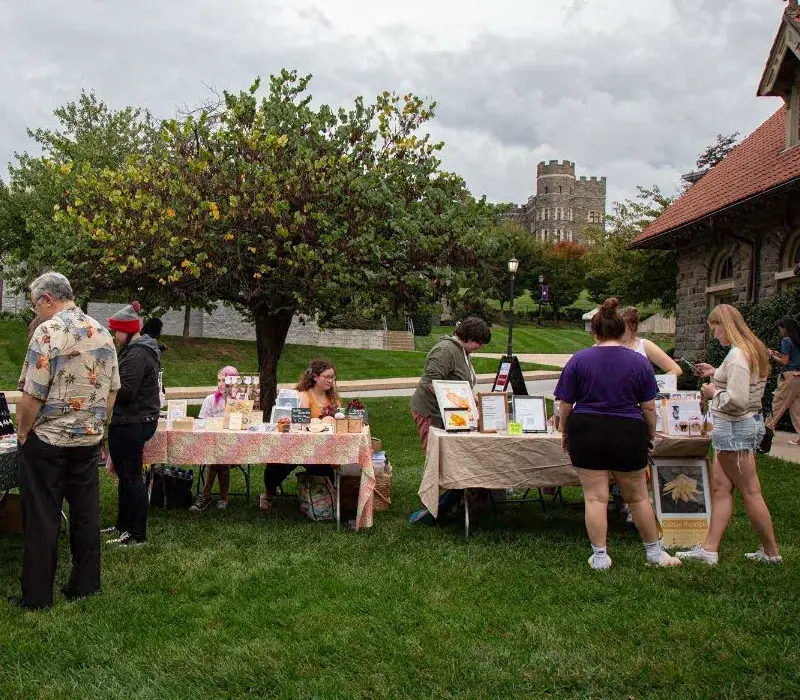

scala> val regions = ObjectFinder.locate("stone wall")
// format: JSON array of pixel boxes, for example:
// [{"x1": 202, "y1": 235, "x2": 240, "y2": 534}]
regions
[
  {"x1": 86, "y1": 300, "x2": 395, "y2": 350},
  {"x1": 673, "y1": 210, "x2": 796, "y2": 360}
]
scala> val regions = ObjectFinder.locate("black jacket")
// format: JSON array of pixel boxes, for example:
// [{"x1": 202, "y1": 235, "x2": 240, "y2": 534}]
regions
[{"x1": 111, "y1": 335, "x2": 162, "y2": 425}]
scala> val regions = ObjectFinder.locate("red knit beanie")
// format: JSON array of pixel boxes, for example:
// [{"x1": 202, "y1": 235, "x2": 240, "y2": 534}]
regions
[{"x1": 108, "y1": 300, "x2": 143, "y2": 334}]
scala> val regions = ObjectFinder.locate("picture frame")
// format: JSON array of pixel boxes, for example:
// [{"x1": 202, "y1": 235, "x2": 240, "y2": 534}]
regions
[
  {"x1": 276, "y1": 395, "x2": 300, "y2": 410},
  {"x1": 654, "y1": 374, "x2": 678, "y2": 394},
  {"x1": 512, "y1": 395, "x2": 548, "y2": 433},
  {"x1": 651, "y1": 457, "x2": 712, "y2": 547},
  {"x1": 166, "y1": 399, "x2": 187, "y2": 428},
  {"x1": 478, "y1": 392, "x2": 509, "y2": 433},
  {"x1": 432, "y1": 380, "x2": 478, "y2": 429},
  {"x1": 443, "y1": 407, "x2": 471, "y2": 432},
  {"x1": 664, "y1": 397, "x2": 709, "y2": 436},
  {"x1": 270, "y1": 405, "x2": 293, "y2": 424}
]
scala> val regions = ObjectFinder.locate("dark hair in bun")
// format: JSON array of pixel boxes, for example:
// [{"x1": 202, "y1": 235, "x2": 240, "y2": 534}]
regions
[{"x1": 590, "y1": 297, "x2": 625, "y2": 340}]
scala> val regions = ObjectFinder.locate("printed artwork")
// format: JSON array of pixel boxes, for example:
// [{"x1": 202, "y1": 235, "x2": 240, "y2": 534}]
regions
[
  {"x1": 654, "y1": 462, "x2": 710, "y2": 516},
  {"x1": 432, "y1": 380, "x2": 478, "y2": 428},
  {"x1": 224, "y1": 375, "x2": 261, "y2": 409}
]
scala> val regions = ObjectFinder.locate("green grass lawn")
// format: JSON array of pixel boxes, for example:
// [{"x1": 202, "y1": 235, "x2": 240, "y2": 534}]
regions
[
  {"x1": 1, "y1": 398, "x2": 798, "y2": 699},
  {"x1": 0, "y1": 319, "x2": 554, "y2": 390},
  {"x1": 416, "y1": 325, "x2": 595, "y2": 355}
]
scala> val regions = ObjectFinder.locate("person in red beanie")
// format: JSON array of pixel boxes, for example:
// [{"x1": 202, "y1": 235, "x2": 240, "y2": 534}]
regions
[{"x1": 105, "y1": 301, "x2": 161, "y2": 546}]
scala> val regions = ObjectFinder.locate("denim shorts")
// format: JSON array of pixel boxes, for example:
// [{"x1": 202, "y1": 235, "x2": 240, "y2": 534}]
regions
[{"x1": 711, "y1": 414, "x2": 765, "y2": 453}]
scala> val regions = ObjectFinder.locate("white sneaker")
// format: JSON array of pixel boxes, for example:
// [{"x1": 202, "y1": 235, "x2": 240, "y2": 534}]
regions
[
  {"x1": 646, "y1": 550, "x2": 682, "y2": 567},
  {"x1": 106, "y1": 531, "x2": 132, "y2": 545},
  {"x1": 744, "y1": 546, "x2": 782, "y2": 564},
  {"x1": 216, "y1": 500, "x2": 229, "y2": 510},
  {"x1": 100, "y1": 526, "x2": 118, "y2": 534},
  {"x1": 588, "y1": 553, "x2": 612, "y2": 570},
  {"x1": 675, "y1": 544, "x2": 719, "y2": 565}
]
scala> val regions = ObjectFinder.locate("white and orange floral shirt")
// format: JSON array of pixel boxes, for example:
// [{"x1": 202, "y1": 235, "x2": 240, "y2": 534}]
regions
[{"x1": 19, "y1": 307, "x2": 120, "y2": 447}]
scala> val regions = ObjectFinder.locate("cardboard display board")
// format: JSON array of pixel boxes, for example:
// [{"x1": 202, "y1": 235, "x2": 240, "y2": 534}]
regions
[
  {"x1": 651, "y1": 457, "x2": 712, "y2": 547},
  {"x1": 224, "y1": 375, "x2": 261, "y2": 410}
]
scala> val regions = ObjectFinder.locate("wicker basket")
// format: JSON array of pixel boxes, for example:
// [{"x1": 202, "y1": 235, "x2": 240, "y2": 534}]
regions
[{"x1": 339, "y1": 463, "x2": 392, "y2": 514}]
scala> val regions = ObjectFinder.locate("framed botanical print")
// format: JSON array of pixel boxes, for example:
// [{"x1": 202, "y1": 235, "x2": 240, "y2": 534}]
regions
[{"x1": 432, "y1": 380, "x2": 478, "y2": 429}]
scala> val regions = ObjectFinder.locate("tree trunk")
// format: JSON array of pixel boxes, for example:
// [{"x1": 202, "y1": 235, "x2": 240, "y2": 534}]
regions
[
  {"x1": 254, "y1": 307, "x2": 295, "y2": 412},
  {"x1": 183, "y1": 306, "x2": 191, "y2": 338}
]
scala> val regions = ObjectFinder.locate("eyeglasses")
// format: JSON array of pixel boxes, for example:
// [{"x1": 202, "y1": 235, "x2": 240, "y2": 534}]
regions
[{"x1": 320, "y1": 373, "x2": 336, "y2": 381}]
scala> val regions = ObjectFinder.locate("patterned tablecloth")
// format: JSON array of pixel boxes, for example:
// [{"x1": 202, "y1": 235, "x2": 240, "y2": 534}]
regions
[
  {"x1": 419, "y1": 429, "x2": 712, "y2": 518},
  {"x1": 0, "y1": 446, "x2": 18, "y2": 493},
  {"x1": 143, "y1": 428, "x2": 376, "y2": 529}
]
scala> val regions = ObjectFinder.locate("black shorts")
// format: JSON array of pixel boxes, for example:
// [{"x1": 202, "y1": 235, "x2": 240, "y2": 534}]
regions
[{"x1": 566, "y1": 413, "x2": 648, "y2": 472}]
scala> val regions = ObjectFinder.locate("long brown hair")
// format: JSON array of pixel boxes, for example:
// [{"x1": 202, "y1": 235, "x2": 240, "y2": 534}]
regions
[
  {"x1": 620, "y1": 306, "x2": 639, "y2": 335},
  {"x1": 296, "y1": 359, "x2": 339, "y2": 407},
  {"x1": 708, "y1": 304, "x2": 769, "y2": 378}
]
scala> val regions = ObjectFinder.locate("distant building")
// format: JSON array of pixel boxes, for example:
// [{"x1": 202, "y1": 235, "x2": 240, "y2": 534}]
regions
[{"x1": 506, "y1": 160, "x2": 607, "y2": 243}]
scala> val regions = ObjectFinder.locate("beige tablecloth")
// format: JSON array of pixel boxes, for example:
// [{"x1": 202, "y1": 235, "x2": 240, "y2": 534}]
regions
[{"x1": 419, "y1": 429, "x2": 712, "y2": 517}]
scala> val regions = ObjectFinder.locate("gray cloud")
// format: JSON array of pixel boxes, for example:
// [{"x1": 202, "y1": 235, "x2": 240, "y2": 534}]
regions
[{"x1": 0, "y1": 0, "x2": 786, "y2": 210}]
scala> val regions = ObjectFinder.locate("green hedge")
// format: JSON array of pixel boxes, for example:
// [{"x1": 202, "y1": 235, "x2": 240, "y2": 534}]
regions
[{"x1": 705, "y1": 287, "x2": 800, "y2": 427}]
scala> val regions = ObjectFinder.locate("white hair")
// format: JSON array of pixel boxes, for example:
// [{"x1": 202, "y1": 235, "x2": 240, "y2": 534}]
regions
[{"x1": 30, "y1": 272, "x2": 74, "y2": 302}]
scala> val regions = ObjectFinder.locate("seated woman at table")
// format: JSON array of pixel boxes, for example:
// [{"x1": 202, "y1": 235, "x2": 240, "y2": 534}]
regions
[
  {"x1": 555, "y1": 297, "x2": 681, "y2": 570},
  {"x1": 260, "y1": 359, "x2": 340, "y2": 511},
  {"x1": 189, "y1": 365, "x2": 240, "y2": 512},
  {"x1": 408, "y1": 316, "x2": 491, "y2": 524}
]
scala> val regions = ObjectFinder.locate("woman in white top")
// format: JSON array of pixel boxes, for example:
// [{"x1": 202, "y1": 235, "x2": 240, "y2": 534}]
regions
[
  {"x1": 620, "y1": 307, "x2": 682, "y2": 376},
  {"x1": 676, "y1": 304, "x2": 781, "y2": 565}
]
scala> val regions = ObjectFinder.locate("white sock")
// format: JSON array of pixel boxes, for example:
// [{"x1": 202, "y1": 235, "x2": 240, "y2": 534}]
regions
[
  {"x1": 591, "y1": 544, "x2": 611, "y2": 568},
  {"x1": 644, "y1": 540, "x2": 663, "y2": 562}
]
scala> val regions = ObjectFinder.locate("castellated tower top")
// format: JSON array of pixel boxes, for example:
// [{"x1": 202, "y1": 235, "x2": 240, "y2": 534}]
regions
[{"x1": 537, "y1": 160, "x2": 575, "y2": 177}]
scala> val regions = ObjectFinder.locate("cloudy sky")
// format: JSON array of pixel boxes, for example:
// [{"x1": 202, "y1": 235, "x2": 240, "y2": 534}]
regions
[{"x1": 0, "y1": 0, "x2": 786, "y2": 207}]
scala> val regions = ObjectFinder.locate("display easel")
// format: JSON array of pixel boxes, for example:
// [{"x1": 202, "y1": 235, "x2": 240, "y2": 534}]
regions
[{"x1": 491, "y1": 356, "x2": 528, "y2": 395}]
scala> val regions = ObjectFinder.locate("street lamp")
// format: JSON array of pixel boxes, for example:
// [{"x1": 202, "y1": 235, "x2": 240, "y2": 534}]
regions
[
  {"x1": 506, "y1": 258, "x2": 519, "y2": 359},
  {"x1": 537, "y1": 274, "x2": 545, "y2": 327}
]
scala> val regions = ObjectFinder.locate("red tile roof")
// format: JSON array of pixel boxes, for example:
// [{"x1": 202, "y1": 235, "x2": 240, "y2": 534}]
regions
[{"x1": 633, "y1": 106, "x2": 800, "y2": 247}]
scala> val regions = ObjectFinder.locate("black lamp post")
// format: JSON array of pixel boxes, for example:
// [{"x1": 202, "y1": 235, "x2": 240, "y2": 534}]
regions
[
  {"x1": 537, "y1": 274, "x2": 545, "y2": 327},
  {"x1": 506, "y1": 258, "x2": 519, "y2": 359}
]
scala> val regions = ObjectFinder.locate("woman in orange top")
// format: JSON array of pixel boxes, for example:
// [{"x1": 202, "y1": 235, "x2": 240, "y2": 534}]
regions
[{"x1": 261, "y1": 360, "x2": 341, "y2": 510}]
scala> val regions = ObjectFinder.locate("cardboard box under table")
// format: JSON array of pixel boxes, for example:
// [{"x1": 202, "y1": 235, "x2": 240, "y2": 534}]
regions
[
  {"x1": 419, "y1": 428, "x2": 711, "y2": 537},
  {"x1": 143, "y1": 426, "x2": 377, "y2": 530}
]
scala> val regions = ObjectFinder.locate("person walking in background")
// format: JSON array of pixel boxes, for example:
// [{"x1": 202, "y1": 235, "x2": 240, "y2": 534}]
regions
[
  {"x1": 12, "y1": 272, "x2": 119, "y2": 609},
  {"x1": 677, "y1": 304, "x2": 781, "y2": 565},
  {"x1": 555, "y1": 298, "x2": 681, "y2": 570},
  {"x1": 760, "y1": 316, "x2": 800, "y2": 451},
  {"x1": 105, "y1": 301, "x2": 161, "y2": 547},
  {"x1": 190, "y1": 365, "x2": 239, "y2": 512}
]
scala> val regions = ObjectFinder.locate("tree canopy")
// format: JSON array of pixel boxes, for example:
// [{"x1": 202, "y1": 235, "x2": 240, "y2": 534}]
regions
[{"x1": 58, "y1": 72, "x2": 486, "y2": 408}]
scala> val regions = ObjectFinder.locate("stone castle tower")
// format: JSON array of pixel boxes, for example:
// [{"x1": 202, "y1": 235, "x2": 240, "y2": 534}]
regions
[{"x1": 509, "y1": 160, "x2": 607, "y2": 243}]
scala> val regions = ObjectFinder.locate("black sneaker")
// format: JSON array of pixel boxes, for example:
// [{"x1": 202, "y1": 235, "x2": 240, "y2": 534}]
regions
[{"x1": 189, "y1": 494, "x2": 212, "y2": 512}]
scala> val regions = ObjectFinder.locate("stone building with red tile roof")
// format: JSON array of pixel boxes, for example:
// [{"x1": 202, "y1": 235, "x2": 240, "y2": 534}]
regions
[{"x1": 632, "y1": 2, "x2": 800, "y2": 359}]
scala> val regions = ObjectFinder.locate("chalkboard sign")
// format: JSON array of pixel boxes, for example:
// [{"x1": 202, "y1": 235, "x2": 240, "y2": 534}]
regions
[
  {"x1": 0, "y1": 393, "x2": 13, "y2": 436},
  {"x1": 291, "y1": 407, "x2": 312, "y2": 424},
  {"x1": 347, "y1": 408, "x2": 368, "y2": 425}
]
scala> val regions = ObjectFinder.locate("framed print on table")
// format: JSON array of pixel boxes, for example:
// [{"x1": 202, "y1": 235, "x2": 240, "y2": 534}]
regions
[
  {"x1": 512, "y1": 395, "x2": 548, "y2": 433},
  {"x1": 443, "y1": 407, "x2": 471, "y2": 432},
  {"x1": 651, "y1": 457, "x2": 712, "y2": 547},
  {"x1": 478, "y1": 392, "x2": 509, "y2": 433},
  {"x1": 432, "y1": 380, "x2": 478, "y2": 429}
]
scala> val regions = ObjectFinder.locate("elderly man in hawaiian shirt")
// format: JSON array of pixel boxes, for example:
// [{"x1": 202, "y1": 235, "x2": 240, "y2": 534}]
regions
[{"x1": 11, "y1": 272, "x2": 120, "y2": 609}]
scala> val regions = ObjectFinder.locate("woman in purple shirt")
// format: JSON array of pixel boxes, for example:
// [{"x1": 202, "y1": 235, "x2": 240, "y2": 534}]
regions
[{"x1": 554, "y1": 298, "x2": 681, "y2": 570}]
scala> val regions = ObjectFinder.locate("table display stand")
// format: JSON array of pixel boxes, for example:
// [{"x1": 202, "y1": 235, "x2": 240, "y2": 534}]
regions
[{"x1": 463, "y1": 487, "x2": 572, "y2": 539}]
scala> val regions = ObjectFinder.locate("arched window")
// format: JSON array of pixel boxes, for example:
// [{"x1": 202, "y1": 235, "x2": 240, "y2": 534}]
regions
[
  {"x1": 706, "y1": 250, "x2": 735, "y2": 309},
  {"x1": 776, "y1": 227, "x2": 800, "y2": 293}
]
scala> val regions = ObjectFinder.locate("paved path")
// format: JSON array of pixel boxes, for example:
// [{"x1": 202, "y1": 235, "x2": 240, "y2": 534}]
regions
[{"x1": 473, "y1": 353, "x2": 573, "y2": 368}]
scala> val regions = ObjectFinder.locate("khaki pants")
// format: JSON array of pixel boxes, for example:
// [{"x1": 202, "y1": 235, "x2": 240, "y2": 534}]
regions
[{"x1": 767, "y1": 372, "x2": 800, "y2": 433}]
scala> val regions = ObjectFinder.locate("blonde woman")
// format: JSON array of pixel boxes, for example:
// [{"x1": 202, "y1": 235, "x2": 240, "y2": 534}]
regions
[{"x1": 677, "y1": 304, "x2": 781, "y2": 565}]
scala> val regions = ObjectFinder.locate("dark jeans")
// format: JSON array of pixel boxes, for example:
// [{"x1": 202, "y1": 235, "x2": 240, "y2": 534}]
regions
[
  {"x1": 264, "y1": 463, "x2": 334, "y2": 495},
  {"x1": 109, "y1": 421, "x2": 157, "y2": 541},
  {"x1": 18, "y1": 433, "x2": 102, "y2": 607}
]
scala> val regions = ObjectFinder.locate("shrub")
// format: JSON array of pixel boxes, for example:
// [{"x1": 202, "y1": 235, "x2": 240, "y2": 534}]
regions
[{"x1": 411, "y1": 311, "x2": 433, "y2": 337}]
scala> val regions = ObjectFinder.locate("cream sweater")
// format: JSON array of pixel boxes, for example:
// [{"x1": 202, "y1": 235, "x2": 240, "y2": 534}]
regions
[{"x1": 710, "y1": 347, "x2": 766, "y2": 421}]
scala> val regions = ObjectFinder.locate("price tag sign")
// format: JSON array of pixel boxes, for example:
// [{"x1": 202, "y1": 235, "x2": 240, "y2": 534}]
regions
[
  {"x1": 507, "y1": 421, "x2": 523, "y2": 436},
  {"x1": 291, "y1": 408, "x2": 312, "y2": 424}
]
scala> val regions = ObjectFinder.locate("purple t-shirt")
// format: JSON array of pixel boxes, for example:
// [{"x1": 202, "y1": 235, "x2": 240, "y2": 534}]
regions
[{"x1": 554, "y1": 346, "x2": 659, "y2": 420}]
